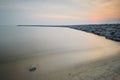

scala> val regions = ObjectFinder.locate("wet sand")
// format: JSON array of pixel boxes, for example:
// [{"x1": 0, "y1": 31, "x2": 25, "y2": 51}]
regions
[
  {"x1": 0, "y1": 51, "x2": 120, "y2": 80},
  {"x1": 56, "y1": 53, "x2": 120, "y2": 80}
]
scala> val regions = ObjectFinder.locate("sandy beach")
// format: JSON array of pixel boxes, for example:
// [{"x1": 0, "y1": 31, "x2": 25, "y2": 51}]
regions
[
  {"x1": 52, "y1": 53, "x2": 120, "y2": 80},
  {"x1": 0, "y1": 0, "x2": 120, "y2": 79},
  {"x1": 1, "y1": 52, "x2": 120, "y2": 80},
  {"x1": 0, "y1": 26, "x2": 120, "y2": 80}
]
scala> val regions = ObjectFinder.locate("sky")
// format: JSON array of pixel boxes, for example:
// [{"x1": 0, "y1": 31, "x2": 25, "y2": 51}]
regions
[{"x1": 0, "y1": 0, "x2": 120, "y2": 25}]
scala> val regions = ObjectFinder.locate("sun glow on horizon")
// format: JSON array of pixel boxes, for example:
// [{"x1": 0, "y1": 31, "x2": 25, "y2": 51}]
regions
[{"x1": 0, "y1": 0, "x2": 119, "y2": 25}]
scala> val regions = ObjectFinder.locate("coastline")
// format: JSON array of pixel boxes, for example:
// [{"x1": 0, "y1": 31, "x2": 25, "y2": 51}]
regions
[
  {"x1": 18, "y1": 24, "x2": 120, "y2": 42},
  {"x1": 0, "y1": 25, "x2": 120, "y2": 80},
  {"x1": 69, "y1": 24, "x2": 120, "y2": 42}
]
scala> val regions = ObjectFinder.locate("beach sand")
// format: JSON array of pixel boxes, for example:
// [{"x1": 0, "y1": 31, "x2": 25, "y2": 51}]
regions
[
  {"x1": 0, "y1": 52, "x2": 120, "y2": 80},
  {"x1": 38, "y1": 53, "x2": 120, "y2": 80},
  {"x1": 58, "y1": 53, "x2": 120, "y2": 80}
]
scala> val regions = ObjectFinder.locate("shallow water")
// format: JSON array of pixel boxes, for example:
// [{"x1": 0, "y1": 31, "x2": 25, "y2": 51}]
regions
[{"x1": 0, "y1": 26, "x2": 120, "y2": 80}]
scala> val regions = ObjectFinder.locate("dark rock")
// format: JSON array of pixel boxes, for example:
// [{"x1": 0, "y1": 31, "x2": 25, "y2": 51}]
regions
[
  {"x1": 69, "y1": 24, "x2": 120, "y2": 42},
  {"x1": 29, "y1": 65, "x2": 37, "y2": 72}
]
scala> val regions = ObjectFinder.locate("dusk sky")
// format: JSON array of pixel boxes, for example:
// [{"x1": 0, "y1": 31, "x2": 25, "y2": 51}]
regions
[{"x1": 0, "y1": 0, "x2": 120, "y2": 25}]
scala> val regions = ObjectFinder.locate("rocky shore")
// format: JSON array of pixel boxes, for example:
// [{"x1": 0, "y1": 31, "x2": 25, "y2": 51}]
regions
[
  {"x1": 18, "y1": 24, "x2": 120, "y2": 42},
  {"x1": 69, "y1": 24, "x2": 120, "y2": 42}
]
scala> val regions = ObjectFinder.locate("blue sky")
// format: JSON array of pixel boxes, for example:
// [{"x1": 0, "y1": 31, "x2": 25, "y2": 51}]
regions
[{"x1": 0, "y1": 0, "x2": 120, "y2": 25}]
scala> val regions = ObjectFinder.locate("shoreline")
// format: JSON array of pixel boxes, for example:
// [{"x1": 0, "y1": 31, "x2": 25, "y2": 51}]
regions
[
  {"x1": 18, "y1": 24, "x2": 120, "y2": 42},
  {"x1": 1, "y1": 25, "x2": 120, "y2": 80},
  {"x1": 1, "y1": 51, "x2": 120, "y2": 80},
  {"x1": 42, "y1": 52, "x2": 120, "y2": 80},
  {"x1": 69, "y1": 24, "x2": 120, "y2": 42}
]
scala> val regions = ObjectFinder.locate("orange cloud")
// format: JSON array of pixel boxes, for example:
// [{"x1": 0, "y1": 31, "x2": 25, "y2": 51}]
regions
[
  {"x1": 31, "y1": 14, "x2": 82, "y2": 20},
  {"x1": 89, "y1": 0, "x2": 120, "y2": 22},
  {"x1": 27, "y1": 0, "x2": 120, "y2": 24}
]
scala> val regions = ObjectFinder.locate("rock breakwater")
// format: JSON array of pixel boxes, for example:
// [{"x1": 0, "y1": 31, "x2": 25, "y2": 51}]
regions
[{"x1": 69, "y1": 24, "x2": 120, "y2": 42}]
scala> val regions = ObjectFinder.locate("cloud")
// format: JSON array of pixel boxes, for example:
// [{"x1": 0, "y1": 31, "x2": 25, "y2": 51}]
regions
[
  {"x1": 88, "y1": 0, "x2": 120, "y2": 22},
  {"x1": 0, "y1": 0, "x2": 120, "y2": 24},
  {"x1": 31, "y1": 14, "x2": 80, "y2": 20}
]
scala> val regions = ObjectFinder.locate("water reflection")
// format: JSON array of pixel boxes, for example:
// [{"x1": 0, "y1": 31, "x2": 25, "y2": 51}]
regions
[
  {"x1": 0, "y1": 26, "x2": 120, "y2": 80},
  {"x1": 0, "y1": 26, "x2": 119, "y2": 61}
]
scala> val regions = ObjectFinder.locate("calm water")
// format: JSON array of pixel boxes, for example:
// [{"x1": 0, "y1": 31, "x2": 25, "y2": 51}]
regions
[{"x1": 0, "y1": 26, "x2": 120, "y2": 80}]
